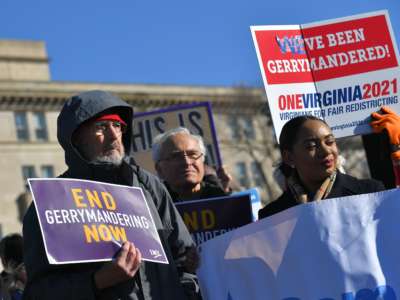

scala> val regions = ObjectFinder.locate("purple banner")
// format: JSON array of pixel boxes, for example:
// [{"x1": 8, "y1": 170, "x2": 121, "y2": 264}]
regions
[
  {"x1": 28, "y1": 178, "x2": 168, "y2": 264},
  {"x1": 175, "y1": 194, "x2": 253, "y2": 245}
]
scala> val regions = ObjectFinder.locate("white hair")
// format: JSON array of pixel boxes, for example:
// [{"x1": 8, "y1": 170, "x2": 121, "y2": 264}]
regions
[{"x1": 152, "y1": 127, "x2": 206, "y2": 162}]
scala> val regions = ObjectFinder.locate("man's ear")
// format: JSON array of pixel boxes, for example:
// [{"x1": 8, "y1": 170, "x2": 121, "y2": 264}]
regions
[{"x1": 282, "y1": 150, "x2": 295, "y2": 169}]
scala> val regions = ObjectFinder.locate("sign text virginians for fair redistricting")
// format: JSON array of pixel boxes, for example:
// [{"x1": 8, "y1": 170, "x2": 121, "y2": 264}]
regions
[
  {"x1": 251, "y1": 10, "x2": 400, "y2": 140},
  {"x1": 28, "y1": 178, "x2": 168, "y2": 264}
]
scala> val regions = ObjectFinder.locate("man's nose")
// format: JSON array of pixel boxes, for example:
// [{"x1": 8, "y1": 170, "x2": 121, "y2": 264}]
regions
[
  {"x1": 106, "y1": 124, "x2": 120, "y2": 139},
  {"x1": 182, "y1": 154, "x2": 192, "y2": 165}
]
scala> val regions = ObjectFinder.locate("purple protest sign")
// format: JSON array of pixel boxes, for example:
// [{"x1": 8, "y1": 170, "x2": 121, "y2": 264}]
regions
[
  {"x1": 28, "y1": 178, "x2": 168, "y2": 264},
  {"x1": 175, "y1": 194, "x2": 253, "y2": 245}
]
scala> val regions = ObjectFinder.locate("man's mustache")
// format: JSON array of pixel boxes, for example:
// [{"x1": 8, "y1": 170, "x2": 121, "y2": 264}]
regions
[{"x1": 104, "y1": 142, "x2": 121, "y2": 151}]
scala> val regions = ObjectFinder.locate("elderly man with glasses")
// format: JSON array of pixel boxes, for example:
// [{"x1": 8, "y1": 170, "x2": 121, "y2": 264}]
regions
[
  {"x1": 152, "y1": 127, "x2": 233, "y2": 202},
  {"x1": 22, "y1": 90, "x2": 196, "y2": 300}
]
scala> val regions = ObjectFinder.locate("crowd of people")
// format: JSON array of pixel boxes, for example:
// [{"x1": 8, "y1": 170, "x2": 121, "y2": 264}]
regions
[{"x1": 1, "y1": 89, "x2": 399, "y2": 299}]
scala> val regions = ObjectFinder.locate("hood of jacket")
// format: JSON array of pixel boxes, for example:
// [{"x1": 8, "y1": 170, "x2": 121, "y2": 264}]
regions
[{"x1": 57, "y1": 90, "x2": 134, "y2": 178}]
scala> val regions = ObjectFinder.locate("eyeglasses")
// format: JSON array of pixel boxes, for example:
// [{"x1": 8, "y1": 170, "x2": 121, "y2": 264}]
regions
[
  {"x1": 161, "y1": 151, "x2": 204, "y2": 163},
  {"x1": 93, "y1": 120, "x2": 126, "y2": 136}
]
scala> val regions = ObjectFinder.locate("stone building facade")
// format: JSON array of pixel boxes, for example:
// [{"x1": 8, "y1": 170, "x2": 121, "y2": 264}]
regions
[{"x1": 0, "y1": 40, "x2": 369, "y2": 236}]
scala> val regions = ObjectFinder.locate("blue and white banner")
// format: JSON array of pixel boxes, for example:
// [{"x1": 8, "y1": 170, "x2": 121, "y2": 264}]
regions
[{"x1": 197, "y1": 189, "x2": 400, "y2": 300}]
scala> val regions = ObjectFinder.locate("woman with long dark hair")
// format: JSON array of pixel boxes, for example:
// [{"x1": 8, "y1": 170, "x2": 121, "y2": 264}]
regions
[{"x1": 259, "y1": 115, "x2": 385, "y2": 219}]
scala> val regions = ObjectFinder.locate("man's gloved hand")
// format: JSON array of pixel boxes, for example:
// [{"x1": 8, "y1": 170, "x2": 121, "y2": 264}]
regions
[
  {"x1": 371, "y1": 106, "x2": 400, "y2": 144},
  {"x1": 371, "y1": 106, "x2": 400, "y2": 160}
]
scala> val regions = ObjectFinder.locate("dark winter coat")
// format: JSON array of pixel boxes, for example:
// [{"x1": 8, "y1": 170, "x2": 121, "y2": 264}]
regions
[
  {"x1": 22, "y1": 90, "x2": 194, "y2": 300},
  {"x1": 259, "y1": 172, "x2": 385, "y2": 219}
]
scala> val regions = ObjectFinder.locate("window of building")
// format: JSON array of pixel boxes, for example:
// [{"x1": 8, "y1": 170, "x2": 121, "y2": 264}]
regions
[
  {"x1": 228, "y1": 116, "x2": 241, "y2": 140},
  {"x1": 14, "y1": 112, "x2": 30, "y2": 141},
  {"x1": 22, "y1": 165, "x2": 36, "y2": 188},
  {"x1": 242, "y1": 117, "x2": 255, "y2": 139},
  {"x1": 251, "y1": 161, "x2": 265, "y2": 187},
  {"x1": 227, "y1": 116, "x2": 256, "y2": 141},
  {"x1": 33, "y1": 112, "x2": 48, "y2": 141},
  {"x1": 235, "y1": 162, "x2": 249, "y2": 188},
  {"x1": 41, "y1": 165, "x2": 54, "y2": 178}
]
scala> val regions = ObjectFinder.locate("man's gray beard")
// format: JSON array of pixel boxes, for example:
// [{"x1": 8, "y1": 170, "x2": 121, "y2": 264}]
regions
[{"x1": 91, "y1": 150, "x2": 125, "y2": 166}]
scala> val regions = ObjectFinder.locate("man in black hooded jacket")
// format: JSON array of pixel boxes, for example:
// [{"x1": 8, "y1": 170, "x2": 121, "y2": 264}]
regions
[{"x1": 22, "y1": 90, "x2": 196, "y2": 300}]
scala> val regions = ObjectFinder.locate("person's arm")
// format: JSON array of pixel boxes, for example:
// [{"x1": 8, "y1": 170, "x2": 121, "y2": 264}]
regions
[{"x1": 370, "y1": 106, "x2": 400, "y2": 187}]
